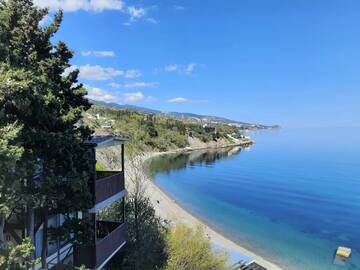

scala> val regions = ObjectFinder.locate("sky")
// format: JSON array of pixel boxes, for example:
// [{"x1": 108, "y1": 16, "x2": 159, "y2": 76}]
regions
[{"x1": 35, "y1": 0, "x2": 360, "y2": 127}]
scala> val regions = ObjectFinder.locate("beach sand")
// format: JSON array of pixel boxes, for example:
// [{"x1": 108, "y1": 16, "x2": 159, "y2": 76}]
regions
[{"x1": 140, "y1": 146, "x2": 285, "y2": 270}]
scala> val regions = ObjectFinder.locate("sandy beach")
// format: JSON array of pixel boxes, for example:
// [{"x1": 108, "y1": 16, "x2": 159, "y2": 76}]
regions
[{"x1": 140, "y1": 143, "x2": 285, "y2": 270}]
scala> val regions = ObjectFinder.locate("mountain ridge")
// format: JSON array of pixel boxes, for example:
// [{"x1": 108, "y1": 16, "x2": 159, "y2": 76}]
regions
[{"x1": 90, "y1": 100, "x2": 279, "y2": 129}]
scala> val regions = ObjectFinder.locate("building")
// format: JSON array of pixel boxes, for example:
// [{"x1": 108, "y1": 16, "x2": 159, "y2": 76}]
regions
[{"x1": 4, "y1": 135, "x2": 127, "y2": 270}]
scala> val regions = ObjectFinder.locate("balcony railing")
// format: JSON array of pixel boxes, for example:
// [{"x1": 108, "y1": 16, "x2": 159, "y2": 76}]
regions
[
  {"x1": 95, "y1": 171, "x2": 125, "y2": 204},
  {"x1": 74, "y1": 222, "x2": 127, "y2": 269},
  {"x1": 96, "y1": 221, "x2": 127, "y2": 267}
]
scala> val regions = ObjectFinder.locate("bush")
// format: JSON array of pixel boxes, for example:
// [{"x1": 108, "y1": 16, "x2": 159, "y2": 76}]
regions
[
  {"x1": 164, "y1": 224, "x2": 230, "y2": 270},
  {"x1": 109, "y1": 195, "x2": 167, "y2": 270},
  {"x1": 0, "y1": 238, "x2": 37, "y2": 270}
]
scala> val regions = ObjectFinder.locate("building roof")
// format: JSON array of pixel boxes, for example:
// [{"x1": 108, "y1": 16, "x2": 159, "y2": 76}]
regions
[{"x1": 84, "y1": 135, "x2": 127, "y2": 148}]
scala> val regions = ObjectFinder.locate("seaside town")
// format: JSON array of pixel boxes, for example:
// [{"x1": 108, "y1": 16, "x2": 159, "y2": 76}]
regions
[{"x1": 0, "y1": 1, "x2": 359, "y2": 270}]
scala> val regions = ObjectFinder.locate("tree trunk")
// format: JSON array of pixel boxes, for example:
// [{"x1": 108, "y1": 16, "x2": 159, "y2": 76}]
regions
[
  {"x1": 0, "y1": 215, "x2": 5, "y2": 247},
  {"x1": 41, "y1": 210, "x2": 48, "y2": 270},
  {"x1": 27, "y1": 207, "x2": 35, "y2": 243},
  {"x1": 27, "y1": 206, "x2": 35, "y2": 265}
]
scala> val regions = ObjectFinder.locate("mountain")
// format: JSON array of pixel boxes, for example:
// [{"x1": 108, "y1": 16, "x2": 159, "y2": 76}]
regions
[
  {"x1": 90, "y1": 100, "x2": 161, "y2": 114},
  {"x1": 89, "y1": 100, "x2": 279, "y2": 129}
]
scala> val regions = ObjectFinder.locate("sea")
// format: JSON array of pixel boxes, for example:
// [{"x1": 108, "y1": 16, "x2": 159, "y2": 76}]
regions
[{"x1": 148, "y1": 127, "x2": 360, "y2": 270}]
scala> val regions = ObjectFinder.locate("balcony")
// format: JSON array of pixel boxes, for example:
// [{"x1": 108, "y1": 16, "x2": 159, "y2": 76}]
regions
[
  {"x1": 74, "y1": 221, "x2": 127, "y2": 269},
  {"x1": 95, "y1": 171, "x2": 125, "y2": 205}
]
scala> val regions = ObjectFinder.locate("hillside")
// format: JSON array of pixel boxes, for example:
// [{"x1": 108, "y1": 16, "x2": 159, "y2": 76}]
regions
[
  {"x1": 90, "y1": 100, "x2": 279, "y2": 130},
  {"x1": 84, "y1": 105, "x2": 254, "y2": 152}
]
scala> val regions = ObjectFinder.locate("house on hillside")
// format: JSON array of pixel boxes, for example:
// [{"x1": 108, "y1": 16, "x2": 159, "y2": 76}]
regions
[{"x1": 4, "y1": 136, "x2": 128, "y2": 270}]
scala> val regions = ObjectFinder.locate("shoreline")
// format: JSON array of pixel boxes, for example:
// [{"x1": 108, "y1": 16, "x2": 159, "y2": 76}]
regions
[{"x1": 141, "y1": 141, "x2": 285, "y2": 270}]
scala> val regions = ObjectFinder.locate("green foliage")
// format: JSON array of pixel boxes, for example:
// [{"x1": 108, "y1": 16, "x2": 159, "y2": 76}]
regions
[
  {"x1": 0, "y1": 0, "x2": 94, "y2": 266},
  {"x1": 87, "y1": 106, "x2": 240, "y2": 152},
  {"x1": 0, "y1": 238, "x2": 38, "y2": 270},
  {"x1": 164, "y1": 224, "x2": 230, "y2": 270},
  {"x1": 96, "y1": 161, "x2": 110, "y2": 172},
  {"x1": 0, "y1": 123, "x2": 23, "y2": 219},
  {"x1": 110, "y1": 195, "x2": 167, "y2": 270},
  {"x1": 96, "y1": 199, "x2": 124, "y2": 223}
]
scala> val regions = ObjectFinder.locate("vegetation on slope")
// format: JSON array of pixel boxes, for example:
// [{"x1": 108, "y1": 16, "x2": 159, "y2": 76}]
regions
[
  {"x1": 164, "y1": 224, "x2": 230, "y2": 270},
  {"x1": 86, "y1": 106, "x2": 243, "y2": 152}
]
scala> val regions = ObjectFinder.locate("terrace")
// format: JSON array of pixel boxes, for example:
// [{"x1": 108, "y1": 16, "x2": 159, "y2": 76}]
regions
[{"x1": 74, "y1": 136, "x2": 127, "y2": 269}]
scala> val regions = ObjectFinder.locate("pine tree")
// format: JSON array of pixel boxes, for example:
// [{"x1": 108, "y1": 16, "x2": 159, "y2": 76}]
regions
[
  {"x1": 0, "y1": 123, "x2": 23, "y2": 245},
  {"x1": 0, "y1": 0, "x2": 93, "y2": 267}
]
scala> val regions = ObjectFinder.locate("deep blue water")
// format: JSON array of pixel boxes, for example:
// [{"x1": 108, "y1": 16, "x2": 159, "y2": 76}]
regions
[{"x1": 149, "y1": 128, "x2": 360, "y2": 270}]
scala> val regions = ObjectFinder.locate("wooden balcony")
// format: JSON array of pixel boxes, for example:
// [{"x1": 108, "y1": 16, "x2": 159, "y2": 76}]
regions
[
  {"x1": 95, "y1": 171, "x2": 125, "y2": 205},
  {"x1": 74, "y1": 221, "x2": 127, "y2": 269}
]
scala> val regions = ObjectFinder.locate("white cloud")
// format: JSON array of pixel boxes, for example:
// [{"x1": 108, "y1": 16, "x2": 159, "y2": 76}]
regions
[
  {"x1": 124, "y1": 92, "x2": 144, "y2": 102},
  {"x1": 35, "y1": 0, "x2": 157, "y2": 26},
  {"x1": 63, "y1": 65, "x2": 78, "y2": 77},
  {"x1": 90, "y1": 0, "x2": 124, "y2": 11},
  {"x1": 94, "y1": 51, "x2": 116, "y2": 57},
  {"x1": 127, "y1": 6, "x2": 146, "y2": 19},
  {"x1": 164, "y1": 64, "x2": 178, "y2": 72},
  {"x1": 125, "y1": 82, "x2": 159, "y2": 88},
  {"x1": 77, "y1": 65, "x2": 142, "y2": 80},
  {"x1": 146, "y1": 18, "x2": 158, "y2": 24},
  {"x1": 78, "y1": 65, "x2": 123, "y2": 80},
  {"x1": 124, "y1": 69, "x2": 142, "y2": 78},
  {"x1": 39, "y1": 14, "x2": 52, "y2": 27},
  {"x1": 168, "y1": 97, "x2": 188, "y2": 103},
  {"x1": 86, "y1": 85, "x2": 116, "y2": 101},
  {"x1": 162, "y1": 63, "x2": 197, "y2": 75},
  {"x1": 81, "y1": 51, "x2": 92, "y2": 57},
  {"x1": 174, "y1": 5, "x2": 185, "y2": 11},
  {"x1": 82, "y1": 50, "x2": 116, "y2": 57},
  {"x1": 109, "y1": 82, "x2": 121, "y2": 89},
  {"x1": 185, "y1": 63, "x2": 196, "y2": 74},
  {"x1": 124, "y1": 6, "x2": 146, "y2": 25},
  {"x1": 34, "y1": 0, "x2": 125, "y2": 12},
  {"x1": 168, "y1": 97, "x2": 208, "y2": 103}
]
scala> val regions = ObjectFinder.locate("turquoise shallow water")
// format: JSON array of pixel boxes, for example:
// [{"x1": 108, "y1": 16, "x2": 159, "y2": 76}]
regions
[{"x1": 148, "y1": 128, "x2": 360, "y2": 270}]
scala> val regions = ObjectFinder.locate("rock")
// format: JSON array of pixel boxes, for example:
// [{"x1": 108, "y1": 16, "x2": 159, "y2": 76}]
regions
[{"x1": 336, "y1": 247, "x2": 352, "y2": 258}]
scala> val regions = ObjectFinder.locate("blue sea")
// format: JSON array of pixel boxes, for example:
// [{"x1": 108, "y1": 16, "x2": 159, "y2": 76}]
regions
[{"x1": 148, "y1": 128, "x2": 360, "y2": 270}]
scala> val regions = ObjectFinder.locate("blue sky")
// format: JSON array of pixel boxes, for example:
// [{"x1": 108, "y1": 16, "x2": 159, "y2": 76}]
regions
[{"x1": 36, "y1": 0, "x2": 360, "y2": 127}]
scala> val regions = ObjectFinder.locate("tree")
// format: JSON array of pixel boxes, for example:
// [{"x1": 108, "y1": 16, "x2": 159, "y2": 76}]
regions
[
  {"x1": 0, "y1": 123, "x2": 23, "y2": 246},
  {"x1": 164, "y1": 224, "x2": 230, "y2": 270},
  {"x1": 146, "y1": 115, "x2": 158, "y2": 138},
  {"x1": 110, "y1": 150, "x2": 167, "y2": 270},
  {"x1": 0, "y1": 238, "x2": 37, "y2": 270},
  {"x1": 0, "y1": 0, "x2": 93, "y2": 268}
]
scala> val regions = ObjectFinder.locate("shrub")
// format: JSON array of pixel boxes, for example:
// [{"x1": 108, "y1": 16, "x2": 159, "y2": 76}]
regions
[
  {"x1": 0, "y1": 238, "x2": 37, "y2": 270},
  {"x1": 164, "y1": 224, "x2": 230, "y2": 270}
]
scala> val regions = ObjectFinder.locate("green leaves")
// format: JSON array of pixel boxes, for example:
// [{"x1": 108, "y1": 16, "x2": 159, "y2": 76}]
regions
[
  {"x1": 0, "y1": 0, "x2": 93, "y2": 261},
  {"x1": 0, "y1": 237, "x2": 37, "y2": 270},
  {"x1": 164, "y1": 224, "x2": 230, "y2": 270}
]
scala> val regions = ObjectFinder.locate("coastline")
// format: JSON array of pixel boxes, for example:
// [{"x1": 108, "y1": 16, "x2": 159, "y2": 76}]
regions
[{"x1": 140, "y1": 141, "x2": 285, "y2": 270}]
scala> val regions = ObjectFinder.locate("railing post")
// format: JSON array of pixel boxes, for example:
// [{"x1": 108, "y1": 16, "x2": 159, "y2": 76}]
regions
[
  {"x1": 122, "y1": 197, "x2": 125, "y2": 224},
  {"x1": 121, "y1": 144, "x2": 125, "y2": 172}
]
